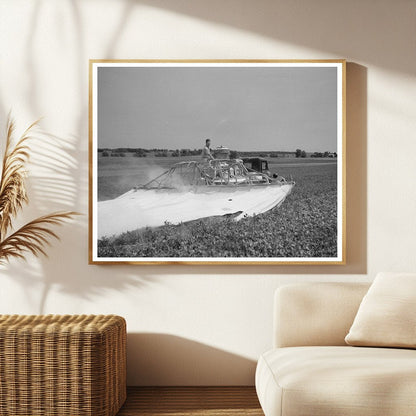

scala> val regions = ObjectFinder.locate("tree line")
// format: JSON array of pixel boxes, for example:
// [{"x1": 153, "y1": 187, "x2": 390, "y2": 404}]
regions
[
  {"x1": 98, "y1": 148, "x2": 337, "y2": 158},
  {"x1": 295, "y1": 149, "x2": 337, "y2": 158}
]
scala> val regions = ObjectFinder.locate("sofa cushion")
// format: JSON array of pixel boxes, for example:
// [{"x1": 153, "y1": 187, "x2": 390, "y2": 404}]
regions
[
  {"x1": 256, "y1": 346, "x2": 416, "y2": 416},
  {"x1": 345, "y1": 272, "x2": 416, "y2": 348},
  {"x1": 274, "y1": 283, "x2": 370, "y2": 348}
]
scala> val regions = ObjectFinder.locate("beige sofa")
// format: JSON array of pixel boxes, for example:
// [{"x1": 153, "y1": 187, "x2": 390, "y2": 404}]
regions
[{"x1": 255, "y1": 282, "x2": 416, "y2": 416}]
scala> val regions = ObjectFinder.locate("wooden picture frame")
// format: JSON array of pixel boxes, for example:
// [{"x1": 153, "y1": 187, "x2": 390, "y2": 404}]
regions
[{"x1": 89, "y1": 60, "x2": 346, "y2": 265}]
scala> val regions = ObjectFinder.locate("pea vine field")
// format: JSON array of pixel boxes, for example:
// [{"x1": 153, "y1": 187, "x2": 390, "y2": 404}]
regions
[{"x1": 97, "y1": 156, "x2": 338, "y2": 258}]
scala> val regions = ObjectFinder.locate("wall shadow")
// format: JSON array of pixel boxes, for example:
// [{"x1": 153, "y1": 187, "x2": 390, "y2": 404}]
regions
[
  {"x1": 127, "y1": 333, "x2": 257, "y2": 386},
  {"x1": 0, "y1": 125, "x2": 155, "y2": 313},
  {"x1": 0, "y1": 1, "x2": 155, "y2": 312},
  {"x1": 136, "y1": 0, "x2": 414, "y2": 76}
]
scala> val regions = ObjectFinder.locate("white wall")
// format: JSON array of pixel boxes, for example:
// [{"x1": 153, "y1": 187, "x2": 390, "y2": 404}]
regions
[{"x1": 0, "y1": 0, "x2": 415, "y2": 385}]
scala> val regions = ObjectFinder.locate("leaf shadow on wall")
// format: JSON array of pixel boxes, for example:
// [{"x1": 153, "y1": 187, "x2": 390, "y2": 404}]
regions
[
  {"x1": 0, "y1": 0, "x2": 157, "y2": 313},
  {"x1": 0, "y1": 127, "x2": 152, "y2": 314},
  {"x1": 126, "y1": 333, "x2": 257, "y2": 386}
]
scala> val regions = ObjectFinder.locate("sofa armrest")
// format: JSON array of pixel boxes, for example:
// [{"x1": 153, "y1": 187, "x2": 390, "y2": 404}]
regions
[{"x1": 274, "y1": 282, "x2": 370, "y2": 348}]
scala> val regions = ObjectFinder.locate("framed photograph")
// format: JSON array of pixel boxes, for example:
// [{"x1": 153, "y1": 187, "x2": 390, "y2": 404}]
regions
[{"x1": 89, "y1": 60, "x2": 346, "y2": 265}]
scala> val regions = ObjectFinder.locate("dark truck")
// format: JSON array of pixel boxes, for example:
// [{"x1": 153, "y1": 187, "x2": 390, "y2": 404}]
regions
[{"x1": 242, "y1": 157, "x2": 277, "y2": 179}]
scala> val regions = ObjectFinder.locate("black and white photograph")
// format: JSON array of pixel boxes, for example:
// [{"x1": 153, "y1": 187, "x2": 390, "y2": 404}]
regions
[{"x1": 89, "y1": 60, "x2": 345, "y2": 264}]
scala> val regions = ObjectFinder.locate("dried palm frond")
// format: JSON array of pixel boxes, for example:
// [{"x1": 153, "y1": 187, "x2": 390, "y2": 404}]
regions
[
  {"x1": 0, "y1": 116, "x2": 79, "y2": 264},
  {"x1": 0, "y1": 212, "x2": 78, "y2": 264},
  {"x1": 0, "y1": 118, "x2": 37, "y2": 239}
]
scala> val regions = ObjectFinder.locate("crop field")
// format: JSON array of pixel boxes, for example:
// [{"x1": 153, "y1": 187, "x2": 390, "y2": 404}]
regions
[{"x1": 97, "y1": 155, "x2": 338, "y2": 258}]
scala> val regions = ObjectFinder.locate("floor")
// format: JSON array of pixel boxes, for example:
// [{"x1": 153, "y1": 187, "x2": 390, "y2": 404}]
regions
[{"x1": 117, "y1": 386, "x2": 264, "y2": 416}]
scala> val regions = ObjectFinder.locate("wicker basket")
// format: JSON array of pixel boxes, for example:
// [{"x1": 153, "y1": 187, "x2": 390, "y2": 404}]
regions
[{"x1": 0, "y1": 314, "x2": 126, "y2": 416}]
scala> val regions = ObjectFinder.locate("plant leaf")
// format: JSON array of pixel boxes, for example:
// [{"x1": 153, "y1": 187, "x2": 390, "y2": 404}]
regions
[
  {"x1": 0, "y1": 117, "x2": 38, "y2": 238},
  {"x1": 0, "y1": 211, "x2": 79, "y2": 264}
]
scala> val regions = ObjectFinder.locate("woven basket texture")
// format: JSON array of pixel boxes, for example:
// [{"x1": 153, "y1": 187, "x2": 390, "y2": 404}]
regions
[{"x1": 0, "y1": 314, "x2": 126, "y2": 416}]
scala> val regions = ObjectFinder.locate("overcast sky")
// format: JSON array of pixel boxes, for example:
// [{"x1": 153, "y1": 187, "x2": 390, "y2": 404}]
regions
[{"x1": 97, "y1": 65, "x2": 338, "y2": 152}]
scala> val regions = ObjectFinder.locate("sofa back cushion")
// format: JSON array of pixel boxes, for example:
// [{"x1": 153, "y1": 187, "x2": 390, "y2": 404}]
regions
[
  {"x1": 345, "y1": 272, "x2": 416, "y2": 348},
  {"x1": 274, "y1": 282, "x2": 370, "y2": 348}
]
